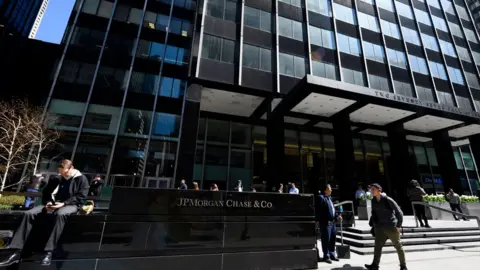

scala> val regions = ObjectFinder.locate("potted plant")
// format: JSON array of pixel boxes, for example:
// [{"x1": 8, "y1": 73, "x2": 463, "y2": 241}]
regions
[
  {"x1": 424, "y1": 194, "x2": 480, "y2": 220},
  {"x1": 357, "y1": 193, "x2": 372, "y2": 220}
]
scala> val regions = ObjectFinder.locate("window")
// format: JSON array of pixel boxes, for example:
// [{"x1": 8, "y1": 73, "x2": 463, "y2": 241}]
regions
[
  {"x1": 342, "y1": 67, "x2": 365, "y2": 86},
  {"x1": 426, "y1": 0, "x2": 440, "y2": 9},
  {"x1": 441, "y1": 0, "x2": 455, "y2": 14},
  {"x1": 201, "y1": 35, "x2": 235, "y2": 63},
  {"x1": 417, "y1": 85, "x2": 435, "y2": 102},
  {"x1": 447, "y1": 66, "x2": 465, "y2": 85},
  {"x1": 457, "y1": 96, "x2": 472, "y2": 110},
  {"x1": 309, "y1": 26, "x2": 335, "y2": 49},
  {"x1": 409, "y1": 55, "x2": 429, "y2": 74},
  {"x1": 113, "y1": 5, "x2": 129, "y2": 22},
  {"x1": 279, "y1": 53, "x2": 306, "y2": 78},
  {"x1": 369, "y1": 74, "x2": 391, "y2": 91},
  {"x1": 401, "y1": 27, "x2": 421, "y2": 45},
  {"x1": 333, "y1": 3, "x2": 356, "y2": 25},
  {"x1": 378, "y1": 0, "x2": 394, "y2": 12},
  {"x1": 439, "y1": 40, "x2": 457, "y2": 57},
  {"x1": 457, "y1": 46, "x2": 472, "y2": 62},
  {"x1": 82, "y1": 0, "x2": 99, "y2": 15},
  {"x1": 279, "y1": 0, "x2": 302, "y2": 7},
  {"x1": 308, "y1": 0, "x2": 332, "y2": 16},
  {"x1": 206, "y1": 0, "x2": 237, "y2": 22},
  {"x1": 128, "y1": 8, "x2": 143, "y2": 25},
  {"x1": 358, "y1": 12, "x2": 379, "y2": 32},
  {"x1": 312, "y1": 60, "x2": 338, "y2": 80},
  {"x1": 464, "y1": 29, "x2": 478, "y2": 44},
  {"x1": 387, "y1": 48, "x2": 407, "y2": 68},
  {"x1": 473, "y1": 52, "x2": 480, "y2": 65},
  {"x1": 243, "y1": 44, "x2": 271, "y2": 72},
  {"x1": 244, "y1": 6, "x2": 271, "y2": 32},
  {"x1": 437, "y1": 91, "x2": 455, "y2": 106},
  {"x1": 338, "y1": 34, "x2": 361, "y2": 56},
  {"x1": 159, "y1": 77, "x2": 186, "y2": 98},
  {"x1": 278, "y1": 16, "x2": 304, "y2": 41},
  {"x1": 136, "y1": 40, "x2": 189, "y2": 66},
  {"x1": 97, "y1": 0, "x2": 114, "y2": 18},
  {"x1": 432, "y1": 16, "x2": 448, "y2": 32},
  {"x1": 448, "y1": 22, "x2": 464, "y2": 38},
  {"x1": 363, "y1": 41, "x2": 385, "y2": 63},
  {"x1": 396, "y1": 1, "x2": 414, "y2": 19},
  {"x1": 394, "y1": 80, "x2": 414, "y2": 97},
  {"x1": 465, "y1": 72, "x2": 480, "y2": 89},
  {"x1": 428, "y1": 61, "x2": 448, "y2": 79},
  {"x1": 421, "y1": 33, "x2": 439, "y2": 51},
  {"x1": 414, "y1": 9, "x2": 431, "y2": 26},
  {"x1": 381, "y1": 20, "x2": 401, "y2": 39},
  {"x1": 456, "y1": 6, "x2": 470, "y2": 21}
]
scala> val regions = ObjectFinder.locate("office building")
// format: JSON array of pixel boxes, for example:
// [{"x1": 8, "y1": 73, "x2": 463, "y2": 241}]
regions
[
  {"x1": 0, "y1": 0, "x2": 49, "y2": 37},
  {"x1": 38, "y1": 0, "x2": 480, "y2": 206},
  {"x1": 466, "y1": 0, "x2": 480, "y2": 33}
]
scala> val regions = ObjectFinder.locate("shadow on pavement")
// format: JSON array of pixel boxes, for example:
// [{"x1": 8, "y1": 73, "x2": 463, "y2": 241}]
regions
[{"x1": 331, "y1": 264, "x2": 366, "y2": 270}]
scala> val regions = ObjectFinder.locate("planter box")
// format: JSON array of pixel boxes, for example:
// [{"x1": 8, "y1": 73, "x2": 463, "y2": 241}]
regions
[
  {"x1": 358, "y1": 200, "x2": 372, "y2": 220},
  {"x1": 425, "y1": 202, "x2": 480, "y2": 220}
]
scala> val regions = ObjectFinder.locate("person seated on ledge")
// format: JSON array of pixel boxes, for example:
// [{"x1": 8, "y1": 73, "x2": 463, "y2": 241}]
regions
[{"x1": 0, "y1": 159, "x2": 89, "y2": 267}]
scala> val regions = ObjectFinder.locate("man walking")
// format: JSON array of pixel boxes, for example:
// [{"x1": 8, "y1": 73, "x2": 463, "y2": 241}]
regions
[
  {"x1": 0, "y1": 159, "x2": 89, "y2": 267},
  {"x1": 446, "y1": 189, "x2": 467, "y2": 221},
  {"x1": 366, "y1": 183, "x2": 407, "y2": 270},
  {"x1": 315, "y1": 184, "x2": 342, "y2": 264}
]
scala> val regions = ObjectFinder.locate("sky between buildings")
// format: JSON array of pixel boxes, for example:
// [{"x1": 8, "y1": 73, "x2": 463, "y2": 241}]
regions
[{"x1": 35, "y1": 0, "x2": 75, "y2": 44}]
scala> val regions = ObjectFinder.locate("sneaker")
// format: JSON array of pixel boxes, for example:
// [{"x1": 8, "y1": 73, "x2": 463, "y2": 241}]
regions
[
  {"x1": 330, "y1": 257, "x2": 339, "y2": 261},
  {"x1": 365, "y1": 264, "x2": 379, "y2": 270},
  {"x1": 41, "y1": 252, "x2": 52, "y2": 266},
  {"x1": 323, "y1": 258, "x2": 332, "y2": 264}
]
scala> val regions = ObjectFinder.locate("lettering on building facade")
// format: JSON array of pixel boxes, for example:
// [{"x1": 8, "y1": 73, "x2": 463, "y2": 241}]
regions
[
  {"x1": 176, "y1": 198, "x2": 273, "y2": 209},
  {"x1": 373, "y1": 91, "x2": 480, "y2": 118}
]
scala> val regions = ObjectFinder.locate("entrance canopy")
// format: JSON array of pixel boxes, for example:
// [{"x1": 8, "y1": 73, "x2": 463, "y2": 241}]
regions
[{"x1": 269, "y1": 75, "x2": 480, "y2": 141}]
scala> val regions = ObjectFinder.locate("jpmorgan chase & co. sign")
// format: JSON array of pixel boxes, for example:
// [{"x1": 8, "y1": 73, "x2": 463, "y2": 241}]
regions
[{"x1": 176, "y1": 198, "x2": 273, "y2": 209}]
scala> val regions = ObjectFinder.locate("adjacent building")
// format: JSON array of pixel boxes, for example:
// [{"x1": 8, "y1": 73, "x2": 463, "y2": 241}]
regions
[
  {"x1": 0, "y1": 0, "x2": 49, "y2": 38},
  {"x1": 466, "y1": 0, "x2": 480, "y2": 33},
  {"x1": 36, "y1": 0, "x2": 480, "y2": 207}
]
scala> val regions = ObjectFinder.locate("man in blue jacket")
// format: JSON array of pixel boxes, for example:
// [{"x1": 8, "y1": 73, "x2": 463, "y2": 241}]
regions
[{"x1": 315, "y1": 184, "x2": 342, "y2": 264}]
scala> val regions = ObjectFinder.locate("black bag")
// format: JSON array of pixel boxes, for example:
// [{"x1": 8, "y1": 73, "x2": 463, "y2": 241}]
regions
[{"x1": 336, "y1": 219, "x2": 351, "y2": 259}]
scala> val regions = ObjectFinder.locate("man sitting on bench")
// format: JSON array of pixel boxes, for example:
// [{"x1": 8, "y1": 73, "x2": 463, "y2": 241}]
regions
[{"x1": 0, "y1": 159, "x2": 89, "y2": 267}]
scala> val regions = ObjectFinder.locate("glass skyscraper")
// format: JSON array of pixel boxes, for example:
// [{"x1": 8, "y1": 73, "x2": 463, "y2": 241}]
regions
[
  {"x1": 0, "y1": 0, "x2": 48, "y2": 37},
  {"x1": 38, "y1": 0, "x2": 480, "y2": 206}
]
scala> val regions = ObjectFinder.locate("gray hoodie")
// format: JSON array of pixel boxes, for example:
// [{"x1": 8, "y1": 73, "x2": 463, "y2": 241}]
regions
[{"x1": 369, "y1": 195, "x2": 404, "y2": 228}]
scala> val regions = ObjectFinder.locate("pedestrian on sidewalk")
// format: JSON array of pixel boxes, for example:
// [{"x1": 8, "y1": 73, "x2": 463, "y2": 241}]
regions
[
  {"x1": 446, "y1": 189, "x2": 468, "y2": 221},
  {"x1": 365, "y1": 183, "x2": 407, "y2": 270},
  {"x1": 407, "y1": 180, "x2": 431, "y2": 228},
  {"x1": 315, "y1": 184, "x2": 342, "y2": 264}
]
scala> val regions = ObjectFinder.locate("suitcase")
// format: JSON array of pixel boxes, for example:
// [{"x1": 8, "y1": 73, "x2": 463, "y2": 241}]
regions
[{"x1": 336, "y1": 219, "x2": 351, "y2": 259}]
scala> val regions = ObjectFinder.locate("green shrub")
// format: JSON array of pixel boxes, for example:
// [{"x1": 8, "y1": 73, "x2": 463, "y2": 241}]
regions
[
  {"x1": 0, "y1": 204, "x2": 13, "y2": 210},
  {"x1": 461, "y1": 195, "x2": 480, "y2": 203},
  {"x1": 0, "y1": 195, "x2": 25, "y2": 206},
  {"x1": 424, "y1": 195, "x2": 447, "y2": 202}
]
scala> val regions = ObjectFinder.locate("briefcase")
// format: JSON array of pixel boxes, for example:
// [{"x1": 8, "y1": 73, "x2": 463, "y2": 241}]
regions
[{"x1": 336, "y1": 219, "x2": 351, "y2": 259}]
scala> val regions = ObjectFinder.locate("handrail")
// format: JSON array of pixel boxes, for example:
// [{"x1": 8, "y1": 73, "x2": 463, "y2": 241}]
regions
[
  {"x1": 334, "y1": 200, "x2": 356, "y2": 227},
  {"x1": 412, "y1": 201, "x2": 480, "y2": 230}
]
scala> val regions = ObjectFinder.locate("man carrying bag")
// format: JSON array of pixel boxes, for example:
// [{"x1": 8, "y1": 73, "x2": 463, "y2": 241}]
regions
[{"x1": 365, "y1": 183, "x2": 407, "y2": 270}]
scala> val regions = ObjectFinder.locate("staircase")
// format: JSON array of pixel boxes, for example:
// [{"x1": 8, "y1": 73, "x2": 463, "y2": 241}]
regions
[{"x1": 337, "y1": 225, "x2": 480, "y2": 255}]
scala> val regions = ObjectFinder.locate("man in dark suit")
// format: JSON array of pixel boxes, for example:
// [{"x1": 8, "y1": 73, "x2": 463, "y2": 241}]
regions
[{"x1": 315, "y1": 184, "x2": 342, "y2": 264}]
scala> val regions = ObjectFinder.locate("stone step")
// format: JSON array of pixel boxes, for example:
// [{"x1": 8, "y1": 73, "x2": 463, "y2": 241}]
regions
[
  {"x1": 348, "y1": 242, "x2": 480, "y2": 255},
  {"x1": 337, "y1": 235, "x2": 480, "y2": 248},
  {"x1": 338, "y1": 229, "x2": 480, "y2": 241},
  {"x1": 344, "y1": 226, "x2": 480, "y2": 235}
]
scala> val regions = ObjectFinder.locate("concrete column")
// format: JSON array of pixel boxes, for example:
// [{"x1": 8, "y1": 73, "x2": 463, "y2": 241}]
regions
[
  {"x1": 266, "y1": 117, "x2": 285, "y2": 192},
  {"x1": 332, "y1": 113, "x2": 356, "y2": 201}
]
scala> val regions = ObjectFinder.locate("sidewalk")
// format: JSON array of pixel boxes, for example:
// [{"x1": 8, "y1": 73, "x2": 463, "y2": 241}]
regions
[{"x1": 317, "y1": 247, "x2": 480, "y2": 269}]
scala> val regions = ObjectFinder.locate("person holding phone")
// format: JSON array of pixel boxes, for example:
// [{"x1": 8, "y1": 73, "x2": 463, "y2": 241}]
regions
[{"x1": 0, "y1": 159, "x2": 89, "y2": 267}]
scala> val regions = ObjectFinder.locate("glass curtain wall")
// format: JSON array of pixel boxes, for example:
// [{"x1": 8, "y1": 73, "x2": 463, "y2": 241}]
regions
[
  {"x1": 411, "y1": 141, "x2": 442, "y2": 194},
  {"x1": 453, "y1": 145, "x2": 480, "y2": 195}
]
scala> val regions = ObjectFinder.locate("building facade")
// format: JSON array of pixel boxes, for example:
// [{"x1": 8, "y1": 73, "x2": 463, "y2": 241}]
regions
[
  {"x1": 37, "y1": 0, "x2": 480, "y2": 206},
  {"x1": 466, "y1": 0, "x2": 480, "y2": 33},
  {"x1": 0, "y1": 0, "x2": 48, "y2": 37}
]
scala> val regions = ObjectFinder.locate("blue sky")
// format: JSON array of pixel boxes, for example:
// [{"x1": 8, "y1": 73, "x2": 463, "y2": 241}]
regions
[{"x1": 35, "y1": 0, "x2": 75, "y2": 44}]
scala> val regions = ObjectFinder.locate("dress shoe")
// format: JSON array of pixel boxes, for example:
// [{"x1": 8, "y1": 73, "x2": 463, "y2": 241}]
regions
[
  {"x1": 323, "y1": 258, "x2": 332, "y2": 264},
  {"x1": 400, "y1": 265, "x2": 408, "y2": 270},
  {"x1": 330, "y1": 257, "x2": 339, "y2": 261},
  {"x1": 365, "y1": 263, "x2": 379, "y2": 270},
  {"x1": 0, "y1": 250, "x2": 21, "y2": 266},
  {"x1": 41, "y1": 252, "x2": 52, "y2": 266}
]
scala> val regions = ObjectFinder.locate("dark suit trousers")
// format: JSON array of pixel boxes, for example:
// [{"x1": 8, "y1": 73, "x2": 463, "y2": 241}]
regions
[
  {"x1": 10, "y1": 205, "x2": 78, "y2": 251},
  {"x1": 319, "y1": 222, "x2": 336, "y2": 259}
]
